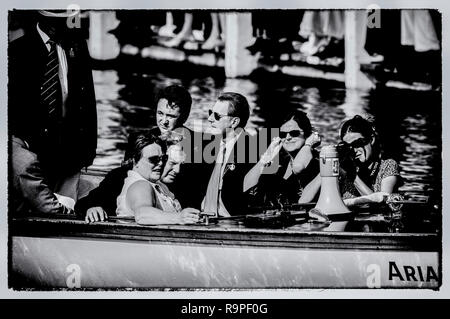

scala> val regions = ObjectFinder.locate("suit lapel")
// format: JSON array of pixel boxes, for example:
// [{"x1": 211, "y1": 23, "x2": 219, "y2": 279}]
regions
[
  {"x1": 27, "y1": 28, "x2": 50, "y2": 76},
  {"x1": 223, "y1": 130, "x2": 247, "y2": 177}
]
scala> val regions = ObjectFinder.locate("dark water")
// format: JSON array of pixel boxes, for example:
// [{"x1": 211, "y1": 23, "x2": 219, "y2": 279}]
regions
[{"x1": 91, "y1": 60, "x2": 441, "y2": 232}]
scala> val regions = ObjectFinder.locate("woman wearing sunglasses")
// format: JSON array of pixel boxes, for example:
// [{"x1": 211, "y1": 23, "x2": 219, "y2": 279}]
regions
[
  {"x1": 244, "y1": 111, "x2": 321, "y2": 206},
  {"x1": 339, "y1": 115, "x2": 401, "y2": 206},
  {"x1": 116, "y1": 134, "x2": 200, "y2": 224},
  {"x1": 299, "y1": 115, "x2": 401, "y2": 207}
]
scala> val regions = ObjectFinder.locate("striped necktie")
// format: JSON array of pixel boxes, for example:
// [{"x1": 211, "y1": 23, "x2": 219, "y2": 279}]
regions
[{"x1": 40, "y1": 39, "x2": 62, "y2": 120}]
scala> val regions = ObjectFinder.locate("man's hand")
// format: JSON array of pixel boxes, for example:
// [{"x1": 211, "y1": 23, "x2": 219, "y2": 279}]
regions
[{"x1": 85, "y1": 206, "x2": 108, "y2": 223}]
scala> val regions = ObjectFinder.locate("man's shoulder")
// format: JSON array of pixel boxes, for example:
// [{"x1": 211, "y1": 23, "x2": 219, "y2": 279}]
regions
[
  {"x1": 10, "y1": 29, "x2": 39, "y2": 50},
  {"x1": 103, "y1": 165, "x2": 130, "y2": 182},
  {"x1": 11, "y1": 138, "x2": 39, "y2": 173}
]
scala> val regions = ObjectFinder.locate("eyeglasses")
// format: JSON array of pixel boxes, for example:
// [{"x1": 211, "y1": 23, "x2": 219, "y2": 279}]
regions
[
  {"x1": 208, "y1": 109, "x2": 229, "y2": 121},
  {"x1": 147, "y1": 154, "x2": 168, "y2": 165},
  {"x1": 345, "y1": 137, "x2": 370, "y2": 149},
  {"x1": 279, "y1": 130, "x2": 304, "y2": 139}
]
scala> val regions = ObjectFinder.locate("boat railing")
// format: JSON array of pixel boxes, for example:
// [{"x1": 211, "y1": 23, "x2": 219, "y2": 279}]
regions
[{"x1": 10, "y1": 215, "x2": 440, "y2": 252}]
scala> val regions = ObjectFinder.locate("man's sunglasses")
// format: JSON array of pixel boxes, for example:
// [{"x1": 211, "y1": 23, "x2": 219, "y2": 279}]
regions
[
  {"x1": 279, "y1": 130, "x2": 304, "y2": 139},
  {"x1": 208, "y1": 109, "x2": 230, "y2": 121},
  {"x1": 147, "y1": 154, "x2": 168, "y2": 165},
  {"x1": 345, "y1": 137, "x2": 370, "y2": 149}
]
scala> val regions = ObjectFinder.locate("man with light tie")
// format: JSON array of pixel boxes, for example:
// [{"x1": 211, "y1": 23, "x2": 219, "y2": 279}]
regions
[{"x1": 202, "y1": 92, "x2": 256, "y2": 217}]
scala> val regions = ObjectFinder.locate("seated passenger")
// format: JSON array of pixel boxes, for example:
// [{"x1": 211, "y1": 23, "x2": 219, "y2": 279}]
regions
[
  {"x1": 299, "y1": 115, "x2": 402, "y2": 206},
  {"x1": 244, "y1": 111, "x2": 321, "y2": 206},
  {"x1": 76, "y1": 132, "x2": 137, "y2": 223},
  {"x1": 116, "y1": 134, "x2": 200, "y2": 225},
  {"x1": 75, "y1": 84, "x2": 212, "y2": 219},
  {"x1": 83, "y1": 140, "x2": 187, "y2": 223}
]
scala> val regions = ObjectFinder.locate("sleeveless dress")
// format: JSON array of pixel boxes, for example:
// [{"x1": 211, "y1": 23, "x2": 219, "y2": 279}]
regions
[{"x1": 116, "y1": 170, "x2": 181, "y2": 217}]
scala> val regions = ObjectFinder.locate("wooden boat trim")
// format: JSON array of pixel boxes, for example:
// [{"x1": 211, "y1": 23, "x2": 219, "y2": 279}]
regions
[{"x1": 11, "y1": 217, "x2": 439, "y2": 252}]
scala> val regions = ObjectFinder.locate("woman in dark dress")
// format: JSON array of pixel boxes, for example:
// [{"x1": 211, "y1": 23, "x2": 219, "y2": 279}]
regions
[{"x1": 244, "y1": 111, "x2": 321, "y2": 207}]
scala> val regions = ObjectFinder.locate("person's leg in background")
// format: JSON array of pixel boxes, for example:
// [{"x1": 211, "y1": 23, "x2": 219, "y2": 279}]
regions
[
  {"x1": 158, "y1": 12, "x2": 177, "y2": 38},
  {"x1": 298, "y1": 11, "x2": 331, "y2": 56},
  {"x1": 355, "y1": 10, "x2": 384, "y2": 64},
  {"x1": 401, "y1": 10, "x2": 439, "y2": 52},
  {"x1": 201, "y1": 12, "x2": 225, "y2": 50},
  {"x1": 161, "y1": 12, "x2": 194, "y2": 48}
]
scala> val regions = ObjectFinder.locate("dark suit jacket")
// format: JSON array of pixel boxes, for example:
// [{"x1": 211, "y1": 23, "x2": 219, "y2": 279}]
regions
[
  {"x1": 201, "y1": 129, "x2": 259, "y2": 216},
  {"x1": 9, "y1": 26, "x2": 97, "y2": 179},
  {"x1": 170, "y1": 127, "x2": 215, "y2": 209}
]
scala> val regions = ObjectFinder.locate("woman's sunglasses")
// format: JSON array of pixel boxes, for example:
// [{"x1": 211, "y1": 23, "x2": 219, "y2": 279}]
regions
[
  {"x1": 208, "y1": 109, "x2": 229, "y2": 121},
  {"x1": 345, "y1": 137, "x2": 370, "y2": 149},
  {"x1": 279, "y1": 130, "x2": 304, "y2": 139},
  {"x1": 147, "y1": 154, "x2": 168, "y2": 165}
]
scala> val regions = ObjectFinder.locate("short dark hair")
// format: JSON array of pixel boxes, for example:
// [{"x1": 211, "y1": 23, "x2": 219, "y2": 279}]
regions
[
  {"x1": 340, "y1": 115, "x2": 380, "y2": 156},
  {"x1": 131, "y1": 133, "x2": 166, "y2": 164},
  {"x1": 281, "y1": 111, "x2": 312, "y2": 137},
  {"x1": 340, "y1": 115, "x2": 375, "y2": 140},
  {"x1": 156, "y1": 85, "x2": 192, "y2": 125},
  {"x1": 217, "y1": 92, "x2": 250, "y2": 128}
]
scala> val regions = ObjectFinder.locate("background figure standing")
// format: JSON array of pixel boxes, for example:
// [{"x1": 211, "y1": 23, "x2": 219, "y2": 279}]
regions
[
  {"x1": 298, "y1": 10, "x2": 345, "y2": 56},
  {"x1": 401, "y1": 10, "x2": 440, "y2": 52},
  {"x1": 9, "y1": 10, "x2": 97, "y2": 213}
]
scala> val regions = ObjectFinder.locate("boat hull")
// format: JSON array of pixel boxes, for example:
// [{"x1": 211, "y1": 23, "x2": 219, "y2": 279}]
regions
[{"x1": 10, "y1": 217, "x2": 440, "y2": 289}]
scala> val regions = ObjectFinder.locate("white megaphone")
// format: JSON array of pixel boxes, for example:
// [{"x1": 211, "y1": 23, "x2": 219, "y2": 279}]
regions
[{"x1": 313, "y1": 145, "x2": 350, "y2": 231}]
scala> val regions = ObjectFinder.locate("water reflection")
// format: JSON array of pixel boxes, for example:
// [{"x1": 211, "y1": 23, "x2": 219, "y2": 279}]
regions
[{"x1": 91, "y1": 66, "x2": 441, "y2": 207}]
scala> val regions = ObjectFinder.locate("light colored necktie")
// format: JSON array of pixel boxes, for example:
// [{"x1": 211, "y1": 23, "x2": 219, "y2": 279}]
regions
[{"x1": 203, "y1": 143, "x2": 226, "y2": 216}]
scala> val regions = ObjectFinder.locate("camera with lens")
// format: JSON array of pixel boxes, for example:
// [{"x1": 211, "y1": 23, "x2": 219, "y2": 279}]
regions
[{"x1": 336, "y1": 142, "x2": 357, "y2": 181}]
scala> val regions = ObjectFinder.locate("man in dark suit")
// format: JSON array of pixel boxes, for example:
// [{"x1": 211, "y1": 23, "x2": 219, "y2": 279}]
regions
[
  {"x1": 9, "y1": 10, "x2": 97, "y2": 215},
  {"x1": 202, "y1": 92, "x2": 257, "y2": 216}
]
